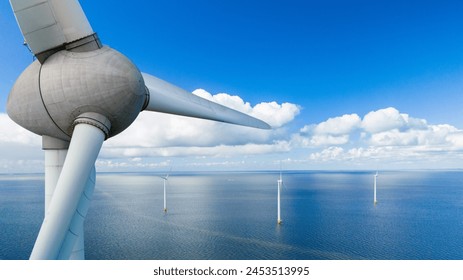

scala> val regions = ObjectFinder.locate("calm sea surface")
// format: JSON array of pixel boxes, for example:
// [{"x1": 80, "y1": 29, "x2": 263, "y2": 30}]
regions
[{"x1": 1, "y1": 170, "x2": 463, "y2": 260}]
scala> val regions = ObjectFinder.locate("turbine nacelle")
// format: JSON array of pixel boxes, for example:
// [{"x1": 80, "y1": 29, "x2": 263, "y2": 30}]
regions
[{"x1": 7, "y1": 47, "x2": 147, "y2": 141}]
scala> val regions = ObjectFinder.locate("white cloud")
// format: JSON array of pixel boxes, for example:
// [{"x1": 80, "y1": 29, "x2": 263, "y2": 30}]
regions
[
  {"x1": 293, "y1": 133, "x2": 350, "y2": 147},
  {"x1": 300, "y1": 108, "x2": 463, "y2": 168},
  {"x1": 96, "y1": 158, "x2": 172, "y2": 170},
  {"x1": 3, "y1": 102, "x2": 463, "y2": 172},
  {"x1": 102, "y1": 90, "x2": 299, "y2": 158},
  {"x1": 102, "y1": 141, "x2": 291, "y2": 159},
  {"x1": 295, "y1": 107, "x2": 463, "y2": 149},
  {"x1": 252, "y1": 102, "x2": 301, "y2": 128},
  {"x1": 309, "y1": 145, "x2": 463, "y2": 167},
  {"x1": 193, "y1": 89, "x2": 301, "y2": 128},
  {"x1": 312, "y1": 113, "x2": 361, "y2": 135},
  {"x1": 0, "y1": 114, "x2": 42, "y2": 173},
  {"x1": 309, "y1": 146, "x2": 344, "y2": 161},
  {"x1": 362, "y1": 107, "x2": 406, "y2": 133},
  {"x1": 296, "y1": 114, "x2": 360, "y2": 147},
  {"x1": 0, "y1": 89, "x2": 299, "y2": 172},
  {"x1": 446, "y1": 131, "x2": 463, "y2": 147},
  {"x1": 0, "y1": 114, "x2": 40, "y2": 146},
  {"x1": 367, "y1": 123, "x2": 459, "y2": 147}
]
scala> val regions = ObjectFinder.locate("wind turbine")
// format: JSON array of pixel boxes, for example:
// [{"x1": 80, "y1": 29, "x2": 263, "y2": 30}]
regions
[
  {"x1": 374, "y1": 171, "x2": 378, "y2": 205},
  {"x1": 161, "y1": 174, "x2": 169, "y2": 212},
  {"x1": 277, "y1": 171, "x2": 283, "y2": 225},
  {"x1": 6, "y1": 0, "x2": 270, "y2": 260},
  {"x1": 159, "y1": 168, "x2": 171, "y2": 213}
]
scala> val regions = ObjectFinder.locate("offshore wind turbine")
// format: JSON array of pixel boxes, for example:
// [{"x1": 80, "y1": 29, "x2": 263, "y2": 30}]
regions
[
  {"x1": 6, "y1": 0, "x2": 270, "y2": 260},
  {"x1": 374, "y1": 171, "x2": 378, "y2": 205},
  {"x1": 277, "y1": 171, "x2": 283, "y2": 225},
  {"x1": 160, "y1": 169, "x2": 171, "y2": 213}
]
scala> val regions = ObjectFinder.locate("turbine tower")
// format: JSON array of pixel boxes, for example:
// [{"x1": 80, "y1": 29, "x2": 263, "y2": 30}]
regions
[
  {"x1": 160, "y1": 172, "x2": 170, "y2": 213},
  {"x1": 277, "y1": 171, "x2": 283, "y2": 225},
  {"x1": 6, "y1": 0, "x2": 270, "y2": 260},
  {"x1": 374, "y1": 171, "x2": 378, "y2": 205}
]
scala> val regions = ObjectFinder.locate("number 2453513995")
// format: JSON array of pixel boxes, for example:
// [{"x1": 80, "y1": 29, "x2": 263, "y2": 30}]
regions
[{"x1": 245, "y1": 266, "x2": 309, "y2": 276}]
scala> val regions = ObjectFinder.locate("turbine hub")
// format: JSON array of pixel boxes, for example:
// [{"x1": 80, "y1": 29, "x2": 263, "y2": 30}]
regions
[{"x1": 7, "y1": 46, "x2": 147, "y2": 141}]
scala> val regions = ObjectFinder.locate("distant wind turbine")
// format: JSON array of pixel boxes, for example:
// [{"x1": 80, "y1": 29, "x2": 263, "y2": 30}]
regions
[
  {"x1": 159, "y1": 168, "x2": 171, "y2": 212},
  {"x1": 374, "y1": 171, "x2": 378, "y2": 205},
  {"x1": 277, "y1": 171, "x2": 283, "y2": 225}
]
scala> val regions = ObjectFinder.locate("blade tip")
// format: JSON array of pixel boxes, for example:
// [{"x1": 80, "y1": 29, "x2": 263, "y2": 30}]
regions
[{"x1": 254, "y1": 120, "x2": 272, "y2": 130}]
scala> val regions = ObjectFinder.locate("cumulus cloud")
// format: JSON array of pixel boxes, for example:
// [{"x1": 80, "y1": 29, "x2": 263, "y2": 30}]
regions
[
  {"x1": 298, "y1": 107, "x2": 463, "y2": 167},
  {"x1": 361, "y1": 107, "x2": 427, "y2": 133},
  {"x1": 296, "y1": 114, "x2": 361, "y2": 147},
  {"x1": 293, "y1": 133, "x2": 350, "y2": 147},
  {"x1": 361, "y1": 107, "x2": 406, "y2": 133},
  {"x1": 313, "y1": 113, "x2": 361, "y2": 135},
  {"x1": 102, "y1": 90, "x2": 299, "y2": 158},
  {"x1": 310, "y1": 146, "x2": 396, "y2": 162},
  {"x1": 3, "y1": 102, "x2": 463, "y2": 172},
  {"x1": 0, "y1": 114, "x2": 42, "y2": 173},
  {"x1": 365, "y1": 120, "x2": 459, "y2": 147},
  {"x1": 294, "y1": 107, "x2": 461, "y2": 148},
  {"x1": 446, "y1": 131, "x2": 463, "y2": 147},
  {"x1": 192, "y1": 89, "x2": 300, "y2": 128},
  {"x1": 0, "y1": 89, "x2": 299, "y2": 172},
  {"x1": 101, "y1": 141, "x2": 291, "y2": 159},
  {"x1": 368, "y1": 124, "x2": 451, "y2": 146},
  {"x1": 309, "y1": 146, "x2": 345, "y2": 161},
  {"x1": 252, "y1": 102, "x2": 301, "y2": 128},
  {"x1": 309, "y1": 145, "x2": 463, "y2": 167},
  {"x1": 0, "y1": 114, "x2": 40, "y2": 146}
]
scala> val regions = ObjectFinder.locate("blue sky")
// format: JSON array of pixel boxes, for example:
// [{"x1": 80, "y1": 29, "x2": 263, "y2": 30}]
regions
[{"x1": 1, "y1": 0, "x2": 463, "y2": 172}]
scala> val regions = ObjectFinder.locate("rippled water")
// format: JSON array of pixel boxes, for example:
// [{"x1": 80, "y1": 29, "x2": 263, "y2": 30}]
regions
[{"x1": 1, "y1": 171, "x2": 463, "y2": 260}]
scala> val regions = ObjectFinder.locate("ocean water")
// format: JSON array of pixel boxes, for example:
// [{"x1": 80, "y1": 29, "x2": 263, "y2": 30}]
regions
[{"x1": 1, "y1": 170, "x2": 463, "y2": 260}]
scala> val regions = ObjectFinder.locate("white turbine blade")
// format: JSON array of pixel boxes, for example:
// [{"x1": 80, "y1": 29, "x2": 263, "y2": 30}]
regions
[
  {"x1": 282, "y1": 181, "x2": 288, "y2": 191},
  {"x1": 30, "y1": 122, "x2": 105, "y2": 260},
  {"x1": 165, "y1": 166, "x2": 173, "y2": 179},
  {"x1": 10, "y1": 0, "x2": 95, "y2": 59},
  {"x1": 142, "y1": 73, "x2": 271, "y2": 129}
]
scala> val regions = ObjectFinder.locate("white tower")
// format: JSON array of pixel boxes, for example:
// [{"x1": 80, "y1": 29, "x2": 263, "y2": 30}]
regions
[
  {"x1": 160, "y1": 174, "x2": 169, "y2": 212},
  {"x1": 374, "y1": 171, "x2": 378, "y2": 205},
  {"x1": 277, "y1": 172, "x2": 282, "y2": 224},
  {"x1": 164, "y1": 178, "x2": 167, "y2": 212}
]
